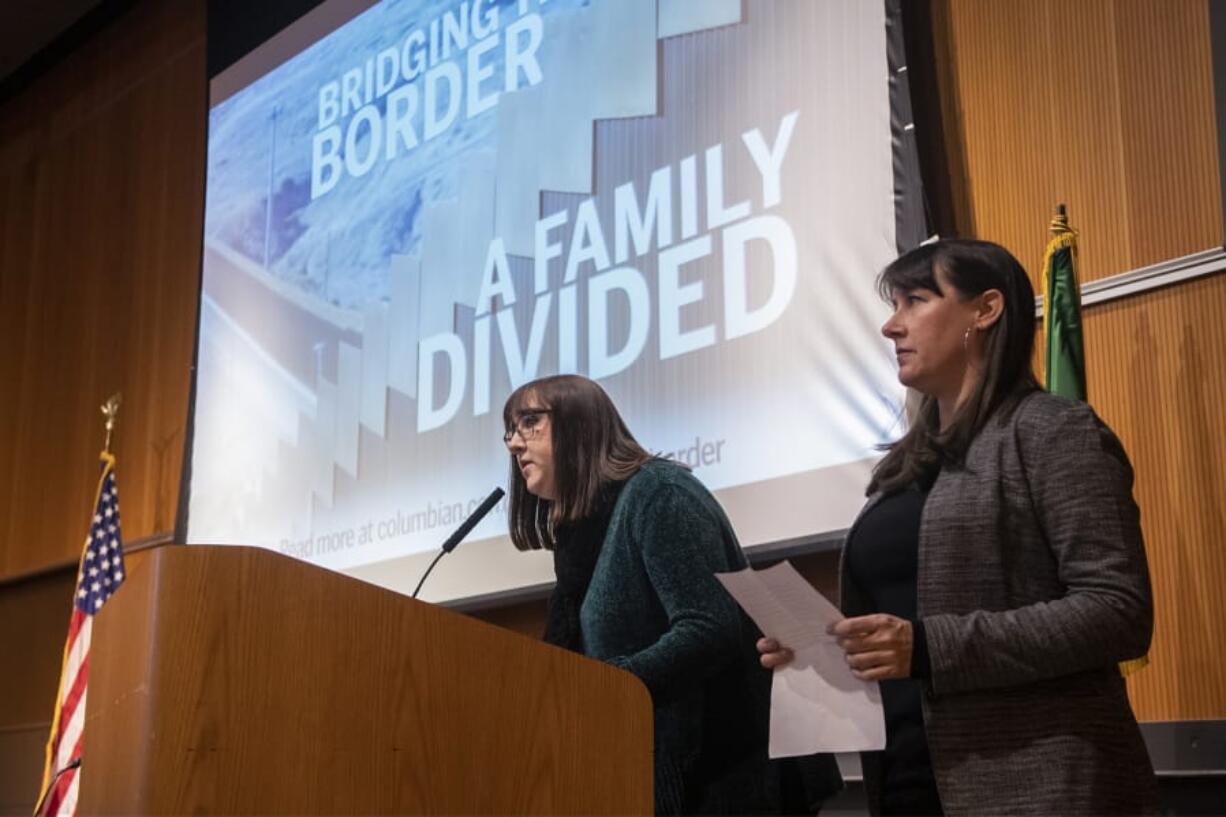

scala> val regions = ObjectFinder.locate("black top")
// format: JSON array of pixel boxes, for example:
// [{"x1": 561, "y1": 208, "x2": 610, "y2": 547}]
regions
[{"x1": 846, "y1": 486, "x2": 943, "y2": 816}]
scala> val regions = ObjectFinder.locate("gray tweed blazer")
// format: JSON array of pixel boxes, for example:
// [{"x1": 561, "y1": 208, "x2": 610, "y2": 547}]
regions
[{"x1": 841, "y1": 390, "x2": 1157, "y2": 816}]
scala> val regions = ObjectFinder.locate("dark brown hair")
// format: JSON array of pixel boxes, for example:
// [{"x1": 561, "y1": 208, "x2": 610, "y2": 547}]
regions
[
  {"x1": 868, "y1": 239, "x2": 1039, "y2": 495},
  {"x1": 503, "y1": 375, "x2": 653, "y2": 550}
]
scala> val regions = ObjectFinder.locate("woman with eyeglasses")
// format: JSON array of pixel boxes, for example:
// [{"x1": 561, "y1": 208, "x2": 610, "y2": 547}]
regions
[
  {"x1": 502, "y1": 374, "x2": 839, "y2": 815},
  {"x1": 758, "y1": 239, "x2": 1156, "y2": 815}
]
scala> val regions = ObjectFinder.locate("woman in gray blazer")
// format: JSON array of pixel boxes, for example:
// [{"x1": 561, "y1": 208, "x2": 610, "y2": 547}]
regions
[{"x1": 759, "y1": 239, "x2": 1157, "y2": 815}]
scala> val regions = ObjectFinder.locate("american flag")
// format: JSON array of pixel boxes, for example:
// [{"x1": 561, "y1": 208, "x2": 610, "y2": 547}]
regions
[{"x1": 37, "y1": 454, "x2": 126, "y2": 817}]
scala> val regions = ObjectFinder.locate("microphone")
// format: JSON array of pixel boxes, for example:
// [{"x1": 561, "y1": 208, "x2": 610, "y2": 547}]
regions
[
  {"x1": 412, "y1": 487, "x2": 505, "y2": 598},
  {"x1": 440, "y1": 487, "x2": 505, "y2": 553},
  {"x1": 33, "y1": 757, "x2": 82, "y2": 816}
]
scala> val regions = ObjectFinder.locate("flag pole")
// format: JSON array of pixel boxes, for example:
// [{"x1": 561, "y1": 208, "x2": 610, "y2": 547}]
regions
[
  {"x1": 36, "y1": 395, "x2": 124, "y2": 816},
  {"x1": 1050, "y1": 202, "x2": 1069, "y2": 234},
  {"x1": 1041, "y1": 203, "x2": 1084, "y2": 400}
]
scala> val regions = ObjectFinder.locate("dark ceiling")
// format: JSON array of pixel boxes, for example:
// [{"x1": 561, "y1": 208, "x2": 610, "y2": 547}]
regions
[{"x1": 0, "y1": 0, "x2": 107, "y2": 95}]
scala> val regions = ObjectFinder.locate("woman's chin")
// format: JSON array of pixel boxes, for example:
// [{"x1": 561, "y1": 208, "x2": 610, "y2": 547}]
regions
[
  {"x1": 895, "y1": 367, "x2": 928, "y2": 392},
  {"x1": 530, "y1": 482, "x2": 557, "y2": 501}
]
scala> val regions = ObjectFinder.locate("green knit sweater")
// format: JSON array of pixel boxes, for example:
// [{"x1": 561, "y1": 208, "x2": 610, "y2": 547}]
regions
[{"x1": 578, "y1": 460, "x2": 774, "y2": 814}]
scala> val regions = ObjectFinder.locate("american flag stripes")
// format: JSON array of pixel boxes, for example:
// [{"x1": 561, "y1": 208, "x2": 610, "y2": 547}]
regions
[{"x1": 37, "y1": 453, "x2": 126, "y2": 816}]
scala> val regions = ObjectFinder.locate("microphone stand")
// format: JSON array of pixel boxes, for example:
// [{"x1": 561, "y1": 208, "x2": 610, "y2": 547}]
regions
[
  {"x1": 411, "y1": 487, "x2": 505, "y2": 599},
  {"x1": 411, "y1": 549, "x2": 448, "y2": 599}
]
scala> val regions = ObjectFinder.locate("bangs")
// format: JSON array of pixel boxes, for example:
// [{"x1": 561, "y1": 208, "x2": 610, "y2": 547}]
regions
[
  {"x1": 502, "y1": 385, "x2": 547, "y2": 430},
  {"x1": 876, "y1": 244, "x2": 942, "y2": 301}
]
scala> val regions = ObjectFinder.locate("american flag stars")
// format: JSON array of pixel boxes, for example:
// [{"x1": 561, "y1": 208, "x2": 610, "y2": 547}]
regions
[{"x1": 75, "y1": 471, "x2": 125, "y2": 615}]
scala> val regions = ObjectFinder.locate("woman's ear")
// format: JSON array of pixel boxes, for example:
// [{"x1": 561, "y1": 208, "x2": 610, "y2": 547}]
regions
[{"x1": 977, "y1": 288, "x2": 1005, "y2": 330}]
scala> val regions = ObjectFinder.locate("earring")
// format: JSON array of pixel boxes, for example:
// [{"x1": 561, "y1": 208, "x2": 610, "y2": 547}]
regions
[{"x1": 963, "y1": 326, "x2": 972, "y2": 350}]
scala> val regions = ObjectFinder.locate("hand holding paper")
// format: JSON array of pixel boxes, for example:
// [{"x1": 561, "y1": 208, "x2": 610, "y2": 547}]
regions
[{"x1": 715, "y1": 561, "x2": 886, "y2": 757}]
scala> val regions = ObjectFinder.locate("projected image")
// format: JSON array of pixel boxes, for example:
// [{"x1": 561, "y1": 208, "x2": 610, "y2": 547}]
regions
[{"x1": 188, "y1": 0, "x2": 906, "y2": 595}]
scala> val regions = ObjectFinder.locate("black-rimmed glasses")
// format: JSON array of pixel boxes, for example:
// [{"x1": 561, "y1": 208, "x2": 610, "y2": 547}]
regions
[{"x1": 503, "y1": 410, "x2": 551, "y2": 446}]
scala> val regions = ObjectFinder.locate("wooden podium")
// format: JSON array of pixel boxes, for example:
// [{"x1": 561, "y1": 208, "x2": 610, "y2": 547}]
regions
[{"x1": 79, "y1": 545, "x2": 653, "y2": 814}]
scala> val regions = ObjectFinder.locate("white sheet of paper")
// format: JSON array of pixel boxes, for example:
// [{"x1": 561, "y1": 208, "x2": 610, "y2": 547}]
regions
[{"x1": 716, "y1": 561, "x2": 886, "y2": 757}]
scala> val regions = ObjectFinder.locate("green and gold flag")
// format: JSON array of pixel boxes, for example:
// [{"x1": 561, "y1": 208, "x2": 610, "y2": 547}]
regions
[{"x1": 1041, "y1": 207, "x2": 1086, "y2": 401}]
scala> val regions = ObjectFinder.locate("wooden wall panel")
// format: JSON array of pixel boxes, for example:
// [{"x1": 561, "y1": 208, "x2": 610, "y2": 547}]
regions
[
  {"x1": 1114, "y1": 0, "x2": 1223, "y2": 268},
  {"x1": 937, "y1": 0, "x2": 1221, "y2": 284},
  {"x1": 0, "y1": 0, "x2": 205, "y2": 580},
  {"x1": 0, "y1": 569, "x2": 77, "y2": 813},
  {"x1": 1082, "y1": 273, "x2": 1226, "y2": 720},
  {"x1": 938, "y1": 1, "x2": 1066, "y2": 259},
  {"x1": 935, "y1": 0, "x2": 1226, "y2": 721}
]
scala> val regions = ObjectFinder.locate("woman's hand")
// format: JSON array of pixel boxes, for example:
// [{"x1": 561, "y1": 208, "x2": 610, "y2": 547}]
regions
[
  {"x1": 830, "y1": 614, "x2": 913, "y2": 681},
  {"x1": 756, "y1": 637, "x2": 794, "y2": 669}
]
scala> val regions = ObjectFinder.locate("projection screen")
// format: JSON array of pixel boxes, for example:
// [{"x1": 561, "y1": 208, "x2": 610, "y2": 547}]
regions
[{"x1": 184, "y1": 0, "x2": 918, "y2": 603}]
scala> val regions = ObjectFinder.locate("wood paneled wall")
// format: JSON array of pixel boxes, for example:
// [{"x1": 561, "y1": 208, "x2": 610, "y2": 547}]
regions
[
  {"x1": 1086, "y1": 277, "x2": 1226, "y2": 720},
  {"x1": 933, "y1": 0, "x2": 1222, "y2": 280},
  {"x1": 0, "y1": 569, "x2": 78, "y2": 813},
  {"x1": 0, "y1": 2, "x2": 205, "y2": 807},
  {"x1": 933, "y1": 0, "x2": 1226, "y2": 721},
  {"x1": 0, "y1": 0, "x2": 205, "y2": 580}
]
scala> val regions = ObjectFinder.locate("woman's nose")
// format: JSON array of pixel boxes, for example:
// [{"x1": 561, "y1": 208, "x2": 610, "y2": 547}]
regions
[{"x1": 881, "y1": 313, "x2": 902, "y2": 338}]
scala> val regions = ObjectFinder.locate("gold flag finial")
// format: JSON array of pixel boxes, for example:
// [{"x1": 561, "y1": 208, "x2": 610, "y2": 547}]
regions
[
  {"x1": 101, "y1": 393, "x2": 122, "y2": 454},
  {"x1": 1050, "y1": 203, "x2": 1070, "y2": 235}
]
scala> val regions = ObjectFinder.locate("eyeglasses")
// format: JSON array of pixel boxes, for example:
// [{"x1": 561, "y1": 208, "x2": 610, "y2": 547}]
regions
[{"x1": 503, "y1": 410, "x2": 551, "y2": 446}]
